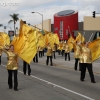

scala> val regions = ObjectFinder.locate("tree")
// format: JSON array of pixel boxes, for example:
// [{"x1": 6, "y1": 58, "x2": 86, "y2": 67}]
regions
[
  {"x1": 0, "y1": 24, "x2": 3, "y2": 27},
  {"x1": 8, "y1": 13, "x2": 19, "y2": 35}
]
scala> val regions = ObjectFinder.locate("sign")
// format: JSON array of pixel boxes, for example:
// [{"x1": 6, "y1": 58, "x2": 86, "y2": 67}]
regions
[{"x1": 8, "y1": 30, "x2": 14, "y2": 36}]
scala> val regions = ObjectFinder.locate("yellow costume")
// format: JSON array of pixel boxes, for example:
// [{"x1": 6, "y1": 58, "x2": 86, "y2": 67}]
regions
[
  {"x1": 74, "y1": 45, "x2": 82, "y2": 58},
  {"x1": 47, "y1": 46, "x2": 52, "y2": 56},
  {"x1": 53, "y1": 45, "x2": 56, "y2": 51},
  {"x1": 62, "y1": 42, "x2": 66, "y2": 50},
  {"x1": 38, "y1": 46, "x2": 43, "y2": 51},
  {"x1": 59, "y1": 42, "x2": 63, "y2": 50},
  {"x1": 80, "y1": 46, "x2": 92, "y2": 63},
  {"x1": 0, "y1": 47, "x2": 18, "y2": 70},
  {"x1": 65, "y1": 44, "x2": 70, "y2": 53}
]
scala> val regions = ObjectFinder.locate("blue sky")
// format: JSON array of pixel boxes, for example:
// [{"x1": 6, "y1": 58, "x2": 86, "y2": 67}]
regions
[{"x1": 0, "y1": 0, "x2": 99, "y2": 33}]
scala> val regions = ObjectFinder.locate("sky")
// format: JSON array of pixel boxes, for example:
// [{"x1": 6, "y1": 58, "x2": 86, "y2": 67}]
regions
[{"x1": 0, "y1": 0, "x2": 100, "y2": 33}]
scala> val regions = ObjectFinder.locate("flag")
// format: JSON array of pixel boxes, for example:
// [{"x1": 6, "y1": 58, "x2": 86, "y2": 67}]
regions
[
  {"x1": 75, "y1": 32, "x2": 85, "y2": 43},
  {"x1": 0, "y1": 33, "x2": 5, "y2": 46},
  {"x1": 48, "y1": 32, "x2": 55, "y2": 48},
  {"x1": 88, "y1": 37, "x2": 100, "y2": 62},
  {"x1": 19, "y1": 30, "x2": 37, "y2": 64},
  {"x1": 53, "y1": 33, "x2": 59, "y2": 45},
  {"x1": 12, "y1": 19, "x2": 38, "y2": 64},
  {"x1": 11, "y1": 35, "x2": 19, "y2": 45},
  {"x1": 0, "y1": 32, "x2": 10, "y2": 46},
  {"x1": 44, "y1": 34, "x2": 49, "y2": 46},
  {"x1": 38, "y1": 33, "x2": 45, "y2": 47},
  {"x1": 68, "y1": 36, "x2": 75, "y2": 51}
]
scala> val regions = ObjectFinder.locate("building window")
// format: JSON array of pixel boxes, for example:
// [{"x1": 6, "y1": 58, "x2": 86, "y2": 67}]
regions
[
  {"x1": 59, "y1": 21, "x2": 63, "y2": 38},
  {"x1": 54, "y1": 27, "x2": 58, "y2": 31},
  {"x1": 60, "y1": 21, "x2": 63, "y2": 30}
]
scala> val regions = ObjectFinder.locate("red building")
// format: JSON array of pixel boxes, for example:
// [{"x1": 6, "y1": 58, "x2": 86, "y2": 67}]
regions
[{"x1": 54, "y1": 10, "x2": 78, "y2": 40}]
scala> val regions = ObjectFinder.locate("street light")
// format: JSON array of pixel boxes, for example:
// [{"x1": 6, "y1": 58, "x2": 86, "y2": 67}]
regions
[{"x1": 31, "y1": 12, "x2": 43, "y2": 32}]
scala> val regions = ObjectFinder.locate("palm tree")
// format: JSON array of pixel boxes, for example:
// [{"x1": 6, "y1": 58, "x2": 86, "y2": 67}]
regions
[
  {"x1": 0, "y1": 24, "x2": 3, "y2": 27},
  {"x1": 8, "y1": 13, "x2": 19, "y2": 35}
]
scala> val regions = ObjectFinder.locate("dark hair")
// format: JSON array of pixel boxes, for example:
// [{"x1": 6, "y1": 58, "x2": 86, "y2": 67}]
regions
[
  {"x1": 9, "y1": 45, "x2": 14, "y2": 50},
  {"x1": 9, "y1": 44, "x2": 14, "y2": 48}
]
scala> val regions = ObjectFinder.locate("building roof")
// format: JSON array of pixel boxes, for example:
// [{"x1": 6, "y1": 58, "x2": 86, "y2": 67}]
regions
[{"x1": 55, "y1": 10, "x2": 76, "y2": 16}]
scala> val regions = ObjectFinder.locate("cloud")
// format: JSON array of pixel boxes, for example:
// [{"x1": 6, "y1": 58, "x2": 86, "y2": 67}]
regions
[{"x1": 0, "y1": 0, "x2": 100, "y2": 33}]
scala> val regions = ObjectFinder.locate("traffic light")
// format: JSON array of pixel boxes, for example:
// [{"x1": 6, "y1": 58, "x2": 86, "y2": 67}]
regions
[{"x1": 93, "y1": 11, "x2": 95, "y2": 18}]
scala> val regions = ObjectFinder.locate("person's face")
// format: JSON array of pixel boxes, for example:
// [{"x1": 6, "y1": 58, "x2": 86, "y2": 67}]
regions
[
  {"x1": 77, "y1": 42, "x2": 80, "y2": 45},
  {"x1": 10, "y1": 46, "x2": 14, "y2": 51}
]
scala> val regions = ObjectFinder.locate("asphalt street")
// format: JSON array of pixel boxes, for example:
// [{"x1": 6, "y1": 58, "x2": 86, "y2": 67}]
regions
[{"x1": 0, "y1": 52, "x2": 100, "y2": 100}]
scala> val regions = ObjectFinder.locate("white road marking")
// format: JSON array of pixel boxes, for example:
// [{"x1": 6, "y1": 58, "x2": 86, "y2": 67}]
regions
[{"x1": 1, "y1": 64, "x2": 94, "y2": 100}]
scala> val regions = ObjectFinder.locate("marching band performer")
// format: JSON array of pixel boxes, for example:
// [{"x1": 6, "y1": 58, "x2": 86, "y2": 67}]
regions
[
  {"x1": 38, "y1": 46, "x2": 43, "y2": 57},
  {"x1": 61, "y1": 41, "x2": 65, "y2": 56},
  {"x1": 65, "y1": 42, "x2": 70, "y2": 61},
  {"x1": 0, "y1": 44, "x2": 19, "y2": 91},
  {"x1": 33, "y1": 44, "x2": 39, "y2": 63},
  {"x1": 46, "y1": 43, "x2": 53, "y2": 66},
  {"x1": 52, "y1": 43, "x2": 56, "y2": 59},
  {"x1": 42, "y1": 48, "x2": 44, "y2": 56},
  {"x1": 33, "y1": 53, "x2": 38, "y2": 63},
  {"x1": 23, "y1": 61, "x2": 31, "y2": 76},
  {"x1": 58, "y1": 41, "x2": 63, "y2": 55},
  {"x1": 79, "y1": 42, "x2": 96, "y2": 83},
  {"x1": 74, "y1": 42, "x2": 82, "y2": 71},
  {"x1": 57, "y1": 43, "x2": 61, "y2": 55},
  {"x1": 0, "y1": 48, "x2": 2, "y2": 65}
]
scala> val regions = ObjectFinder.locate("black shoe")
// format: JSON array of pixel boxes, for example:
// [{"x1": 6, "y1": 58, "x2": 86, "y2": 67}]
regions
[
  {"x1": 81, "y1": 79, "x2": 84, "y2": 82},
  {"x1": 75, "y1": 68, "x2": 77, "y2": 71},
  {"x1": 28, "y1": 69, "x2": 31, "y2": 75},
  {"x1": 28, "y1": 73, "x2": 30, "y2": 76},
  {"x1": 14, "y1": 89, "x2": 18, "y2": 91},
  {"x1": 91, "y1": 81, "x2": 96, "y2": 83},
  {"x1": 24, "y1": 73, "x2": 26, "y2": 75},
  {"x1": 9, "y1": 87, "x2": 12, "y2": 89},
  {"x1": 51, "y1": 64, "x2": 53, "y2": 66}
]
